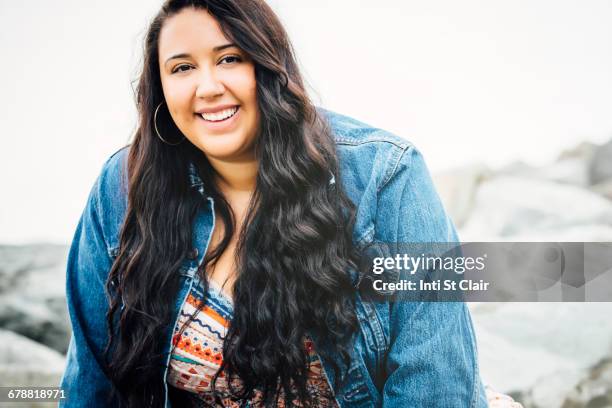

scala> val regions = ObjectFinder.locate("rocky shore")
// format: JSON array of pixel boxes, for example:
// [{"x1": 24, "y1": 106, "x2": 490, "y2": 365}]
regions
[
  {"x1": 0, "y1": 244, "x2": 69, "y2": 407},
  {"x1": 433, "y1": 138, "x2": 612, "y2": 408}
]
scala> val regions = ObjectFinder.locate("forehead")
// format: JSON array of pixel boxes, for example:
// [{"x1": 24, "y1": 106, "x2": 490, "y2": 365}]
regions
[{"x1": 158, "y1": 8, "x2": 229, "y2": 59}]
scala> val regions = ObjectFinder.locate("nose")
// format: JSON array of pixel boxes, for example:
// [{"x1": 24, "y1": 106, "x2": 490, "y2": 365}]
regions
[{"x1": 195, "y1": 67, "x2": 225, "y2": 99}]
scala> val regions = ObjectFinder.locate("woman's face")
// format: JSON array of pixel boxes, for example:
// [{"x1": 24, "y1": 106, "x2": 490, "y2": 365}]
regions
[{"x1": 158, "y1": 8, "x2": 259, "y2": 161}]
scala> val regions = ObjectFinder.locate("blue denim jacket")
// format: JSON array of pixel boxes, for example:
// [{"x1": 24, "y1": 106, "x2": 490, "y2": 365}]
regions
[{"x1": 59, "y1": 110, "x2": 488, "y2": 407}]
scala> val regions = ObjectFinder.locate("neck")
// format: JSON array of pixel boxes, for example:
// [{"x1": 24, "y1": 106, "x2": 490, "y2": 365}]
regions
[{"x1": 207, "y1": 155, "x2": 258, "y2": 194}]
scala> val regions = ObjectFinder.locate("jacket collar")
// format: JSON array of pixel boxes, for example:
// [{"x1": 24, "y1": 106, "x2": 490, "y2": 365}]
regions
[{"x1": 187, "y1": 162, "x2": 206, "y2": 197}]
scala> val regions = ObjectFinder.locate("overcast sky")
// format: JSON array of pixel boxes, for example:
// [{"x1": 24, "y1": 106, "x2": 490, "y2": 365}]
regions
[{"x1": 1, "y1": 0, "x2": 611, "y2": 244}]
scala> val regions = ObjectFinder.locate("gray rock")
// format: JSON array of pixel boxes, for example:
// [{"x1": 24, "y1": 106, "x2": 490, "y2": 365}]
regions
[
  {"x1": 590, "y1": 139, "x2": 612, "y2": 185},
  {"x1": 0, "y1": 329, "x2": 66, "y2": 408},
  {"x1": 536, "y1": 157, "x2": 591, "y2": 187},
  {"x1": 459, "y1": 176, "x2": 612, "y2": 240},
  {"x1": 432, "y1": 163, "x2": 491, "y2": 228},
  {"x1": 0, "y1": 329, "x2": 66, "y2": 406},
  {"x1": 557, "y1": 141, "x2": 598, "y2": 162},
  {"x1": 591, "y1": 179, "x2": 612, "y2": 201},
  {"x1": 498, "y1": 157, "x2": 590, "y2": 187},
  {"x1": 501, "y1": 224, "x2": 612, "y2": 242},
  {"x1": 471, "y1": 303, "x2": 612, "y2": 408},
  {"x1": 562, "y1": 357, "x2": 612, "y2": 408},
  {"x1": 0, "y1": 245, "x2": 71, "y2": 354},
  {"x1": 495, "y1": 142, "x2": 597, "y2": 188}
]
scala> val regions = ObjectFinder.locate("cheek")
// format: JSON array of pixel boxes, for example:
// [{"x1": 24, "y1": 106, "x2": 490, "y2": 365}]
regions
[
  {"x1": 227, "y1": 68, "x2": 257, "y2": 106},
  {"x1": 168, "y1": 96, "x2": 191, "y2": 119},
  {"x1": 161, "y1": 80, "x2": 195, "y2": 120},
  {"x1": 246, "y1": 76, "x2": 258, "y2": 106},
  {"x1": 240, "y1": 76, "x2": 259, "y2": 129}
]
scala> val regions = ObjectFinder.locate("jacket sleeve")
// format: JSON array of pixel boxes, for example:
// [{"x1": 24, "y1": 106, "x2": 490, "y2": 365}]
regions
[
  {"x1": 377, "y1": 146, "x2": 488, "y2": 408},
  {"x1": 59, "y1": 168, "x2": 120, "y2": 407}
]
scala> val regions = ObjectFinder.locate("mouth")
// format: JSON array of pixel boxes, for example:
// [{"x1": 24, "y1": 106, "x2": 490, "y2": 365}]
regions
[{"x1": 198, "y1": 106, "x2": 240, "y2": 122}]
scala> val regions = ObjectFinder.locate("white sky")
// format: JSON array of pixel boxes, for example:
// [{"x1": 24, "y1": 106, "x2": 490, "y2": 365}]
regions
[{"x1": 1, "y1": 0, "x2": 611, "y2": 244}]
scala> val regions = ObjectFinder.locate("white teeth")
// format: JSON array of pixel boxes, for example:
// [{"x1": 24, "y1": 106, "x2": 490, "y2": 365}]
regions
[{"x1": 200, "y1": 106, "x2": 238, "y2": 122}]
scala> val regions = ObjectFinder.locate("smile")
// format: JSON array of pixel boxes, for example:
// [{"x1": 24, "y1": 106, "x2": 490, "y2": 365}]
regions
[{"x1": 199, "y1": 106, "x2": 239, "y2": 122}]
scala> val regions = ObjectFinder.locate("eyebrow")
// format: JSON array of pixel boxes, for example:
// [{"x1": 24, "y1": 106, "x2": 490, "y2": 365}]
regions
[{"x1": 164, "y1": 43, "x2": 238, "y2": 66}]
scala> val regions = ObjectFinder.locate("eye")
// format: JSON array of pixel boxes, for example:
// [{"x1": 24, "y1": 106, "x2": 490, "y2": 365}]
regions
[
  {"x1": 171, "y1": 64, "x2": 193, "y2": 74},
  {"x1": 219, "y1": 55, "x2": 242, "y2": 65}
]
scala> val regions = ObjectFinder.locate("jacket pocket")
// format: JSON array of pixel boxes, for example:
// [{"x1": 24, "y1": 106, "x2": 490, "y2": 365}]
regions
[
  {"x1": 354, "y1": 292, "x2": 387, "y2": 356},
  {"x1": 339, "y1": 362, "x2": 374, "y2": 407}
]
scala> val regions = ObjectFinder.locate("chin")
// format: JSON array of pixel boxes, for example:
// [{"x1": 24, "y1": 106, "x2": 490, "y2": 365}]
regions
[
  {"x1": 198, "y1": 143, "x2": 252, "y2": 161},
  {"x1": 192, "y1": 133, "x2": 254, "y2": 159}
]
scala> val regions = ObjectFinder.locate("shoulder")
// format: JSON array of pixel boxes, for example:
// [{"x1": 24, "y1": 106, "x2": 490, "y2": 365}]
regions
[
  {"x1": 89, "y1": 145, "x2": 130, "y2": 252},
  {"x1": 96, "y1": 145, "x2": 129, "y2": 190},
  {"x1": 318, "y1": 108, "x2": 417, "y2": 192},
  {"x1": 318, "y1": 108, "x2": 435, "y2": 245},
  {"x1": 319, "y1": 107, "x2": 411, "y2": 149}
]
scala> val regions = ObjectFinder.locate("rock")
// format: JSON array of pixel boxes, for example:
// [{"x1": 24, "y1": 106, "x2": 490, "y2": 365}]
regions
[
  {"x1": 0, "y1": 245, "x2": 71, "y2": 354},
  {"x1": 432, "y1": 163, "x2": 491, "y2": 228},
  {"x1": 589, "y1": 139, "x2": 612, "y2": 185},
  {"x1": 536, "y1": 158, "x2": 591, "y2": 187},
  {"x1": 498, "y1": 158, "x2": 590, "y2": 187},
  {"x1": 495, "y1": 142, "x2": 597, "y2": 188},
  {"x1": 470, "y1": 303, "x2": 612, "y2": 408},
  {"x1": 557, "y1": 141, "x2": 598, "y2": 162},
  {"x1": 0, "y1": 329, "x2": 66, "y2": 408},
  {"x1": 0, "y1": 329, "x2": 66, "y2": 396},
  {"x1": 505, "y1": 224, "x2": 612, "y2": 242},
  {"x1": 561, "y1": 357, "x2": 612, "y2": 408},
  {"x1": 458, "y1": 176, "x2": 612, "y2": 240},
  {"x1": 474, "y1": 320, "x2": 577, "y2": 394},
  {"x1": 591, "y1": 179, "x2": 612, "y2": 201}
]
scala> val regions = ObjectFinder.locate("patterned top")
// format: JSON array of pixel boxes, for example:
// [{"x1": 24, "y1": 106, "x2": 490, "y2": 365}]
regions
[{"x1": 166, "y1": 277, "x2": 339, "y2": 407}]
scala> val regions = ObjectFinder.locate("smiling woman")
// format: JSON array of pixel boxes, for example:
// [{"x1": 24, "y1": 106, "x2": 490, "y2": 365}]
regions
[{"x1": 58, "y1": 1, "x2": 490, "y2": 407}]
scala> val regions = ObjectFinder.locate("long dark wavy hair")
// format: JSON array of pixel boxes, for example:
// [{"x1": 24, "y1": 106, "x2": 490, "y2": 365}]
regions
[{"x1": 103, "y1": 0, "x2": 359, "y2": 407}]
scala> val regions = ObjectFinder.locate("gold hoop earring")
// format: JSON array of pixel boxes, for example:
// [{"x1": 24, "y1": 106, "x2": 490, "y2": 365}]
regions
[{"x1": 153, "y1": 101, "x2": 185, "y2": 146}]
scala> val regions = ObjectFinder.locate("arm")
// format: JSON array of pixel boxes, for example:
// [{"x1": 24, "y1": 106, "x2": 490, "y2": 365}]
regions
[
  {"x1": 378, "y1": 146, "x2": 488, "y2": 407},
  {"x1": 59, "y1": 170, "x2": 119, "y2": 407}
]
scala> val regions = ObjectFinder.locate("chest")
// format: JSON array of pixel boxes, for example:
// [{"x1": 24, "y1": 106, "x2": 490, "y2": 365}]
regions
[{"x1": 166, "y1": 275, "x2": 341, "y2": 407}]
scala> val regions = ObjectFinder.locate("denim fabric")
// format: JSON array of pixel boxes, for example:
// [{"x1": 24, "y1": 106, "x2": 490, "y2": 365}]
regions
[{"x1": 59, "y1": 109, "x2": 488, "y2": 407}]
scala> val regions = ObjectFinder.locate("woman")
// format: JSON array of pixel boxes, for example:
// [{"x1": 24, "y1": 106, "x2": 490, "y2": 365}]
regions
[{"x1": 60, "y1": 0, "x2": 492, "y2": 407}]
